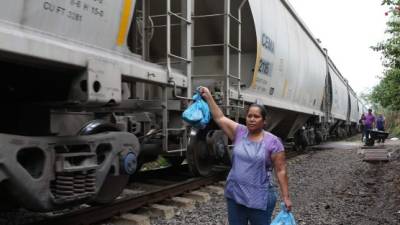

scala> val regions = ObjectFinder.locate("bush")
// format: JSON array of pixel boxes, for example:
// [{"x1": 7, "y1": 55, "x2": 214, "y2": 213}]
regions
[{"x1": 384, "y1": 111, "x2": 400, "y2": 138}]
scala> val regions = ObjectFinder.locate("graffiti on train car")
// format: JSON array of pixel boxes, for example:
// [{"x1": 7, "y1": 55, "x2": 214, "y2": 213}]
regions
[
  {"x1": 262, "y1": 33, "x2": 275, "y2": 53},
  {"x1": 258, "y1": 59, "x2": 273, "y2": 76},
  {"x1": 254, "y1": 72, "x2": 270, "y2": 93}
]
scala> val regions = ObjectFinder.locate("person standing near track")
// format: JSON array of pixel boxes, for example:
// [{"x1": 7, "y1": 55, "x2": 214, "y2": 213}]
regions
[
  {"x1": 364, "y1": 109, "x2": 376, "y2": 145},
  {"x1": 359, "y1": 114, "x2": 366, "y2": 142},
  {"x1": 199, "y1": 87, "x2": 292, "y2": 225},
  {"x1": 376, "y1": 113, "x2": 386, "y2": 143}
]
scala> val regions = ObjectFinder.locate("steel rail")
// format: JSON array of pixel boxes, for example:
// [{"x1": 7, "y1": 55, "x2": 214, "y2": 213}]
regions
[{"x1": 28, "y1": 171, "x2": 227, "y2": 225}]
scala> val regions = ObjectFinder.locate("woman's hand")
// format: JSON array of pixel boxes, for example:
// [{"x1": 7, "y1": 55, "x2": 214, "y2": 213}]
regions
[
  {"x1": 197, "y1": 86, "x2": 238, "y2": 141},
  {"x1": 198, "y1": 86, "x2": 212, "y2": 101},
  {"x1": 283, "y1": 196, "x2": 292, "y2": 211}
]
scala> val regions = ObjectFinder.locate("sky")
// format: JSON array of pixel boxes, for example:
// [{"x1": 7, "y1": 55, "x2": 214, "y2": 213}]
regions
[{"x1": 287, "y1": 0, "x2": 389, "y2": 96}]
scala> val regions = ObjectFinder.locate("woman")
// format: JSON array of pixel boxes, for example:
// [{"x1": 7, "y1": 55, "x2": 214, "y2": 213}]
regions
[{"x1": 199, "y1": 87, "x2": 292, "y2": 225}]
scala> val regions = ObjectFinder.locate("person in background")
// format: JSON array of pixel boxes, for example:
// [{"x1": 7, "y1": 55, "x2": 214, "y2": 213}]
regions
[
  {"x1": 359, "y1": 114, "x2": 366, "y2": 142},
  {"x1": 376, "y1": 113, "x2": 386, "y2": 143},
  {"x1": 199, "y1": 86, "x2": 292, "y2": 225},
  {"x1": 364, "y1": 109, "x2": 376, "y2": 145}
]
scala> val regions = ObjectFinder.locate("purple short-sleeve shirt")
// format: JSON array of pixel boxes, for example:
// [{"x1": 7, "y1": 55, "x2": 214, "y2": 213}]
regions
[
  {"x1": 234, "y1": 124, "x2": 283, "y2": 166},
  {"x1": 225, "y1": 124, "x2": 284, "y2": 210},
  {"x1": 364, "y1": 113, "x2": 375, "y2": 127}
]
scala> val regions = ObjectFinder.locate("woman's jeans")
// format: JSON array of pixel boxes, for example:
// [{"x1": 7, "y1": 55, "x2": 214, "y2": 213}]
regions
[
  {"x1": 226, "y1": 187, "x2": 277, "y2": 225},
  {"x1": 364, "y1": 125, "x2": 372, "y2": 144}
]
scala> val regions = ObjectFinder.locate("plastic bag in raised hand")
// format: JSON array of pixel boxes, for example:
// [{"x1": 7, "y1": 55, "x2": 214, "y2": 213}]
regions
[
  {"x1": 182, "y1": 91, "x2": 211, "y2": 129},
  {"x1": 271, "y1": 203, "x2": 296, "y2": 225}
]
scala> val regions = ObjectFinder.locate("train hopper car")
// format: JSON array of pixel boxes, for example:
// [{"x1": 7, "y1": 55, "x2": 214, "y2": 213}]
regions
[{"x1": 0, "y1": 0, "x2": 365, "y2": 211}]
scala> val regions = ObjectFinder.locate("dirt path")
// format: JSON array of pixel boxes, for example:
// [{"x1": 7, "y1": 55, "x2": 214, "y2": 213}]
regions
[{"x1": 289, "y1": 139, "x2": 400, "y2": 225}]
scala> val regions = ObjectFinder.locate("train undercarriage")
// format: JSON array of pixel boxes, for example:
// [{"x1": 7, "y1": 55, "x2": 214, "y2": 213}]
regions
[
  {"x1": 0, "y1": 60, "x2": 356, "y2": 211},
  {"x1": 0, "y1": 58, "x2": 233, "y2": 211}
]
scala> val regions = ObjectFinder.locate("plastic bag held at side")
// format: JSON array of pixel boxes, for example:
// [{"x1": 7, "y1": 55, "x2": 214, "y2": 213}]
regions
[
  {"x1": 271, "y1": 203, "x2": 296, "y2": 225},
  {"x1": 182, "y1": 91, "x2": 211, "y2": 129}
]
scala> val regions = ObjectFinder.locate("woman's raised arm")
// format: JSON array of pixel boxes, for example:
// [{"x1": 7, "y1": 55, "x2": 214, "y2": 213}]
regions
[{"x1": 199, "y1": 87, "x2": 238, "y2": 141}]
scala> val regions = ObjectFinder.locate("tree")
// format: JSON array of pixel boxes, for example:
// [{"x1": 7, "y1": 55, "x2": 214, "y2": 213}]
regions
[
  {"x1": 370, "y1": 68, "x2": 400, "y2": 110},
  {"x1": 371, "y1": 1, "x2": 400, "y2": 110}
]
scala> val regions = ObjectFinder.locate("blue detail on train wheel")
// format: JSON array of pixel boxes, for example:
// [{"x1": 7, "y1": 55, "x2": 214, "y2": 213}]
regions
[{"x1": 122, "y1": 152, "x2": 138, "y2": 175}]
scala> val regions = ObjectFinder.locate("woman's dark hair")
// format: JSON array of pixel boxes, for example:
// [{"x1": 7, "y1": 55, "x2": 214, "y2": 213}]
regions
[{"x1": 247, "y1": 104, "x2": 267, "y2": 120}]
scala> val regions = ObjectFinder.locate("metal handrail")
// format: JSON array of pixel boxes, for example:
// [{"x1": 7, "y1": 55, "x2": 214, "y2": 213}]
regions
[
  {"x1": 148, "y1": 23, "x2": 180, "y2": 29},
  {"x1": 168, "y1": 11, "x2": 191, "y2": 24},
  {"x1": 228, "y1": 14, "x2": 241, "y2": 23},
  {"x1": 192, "y1": 13, "x2": 225, "y2": 18},
  {"x1": 169, "y1": 79, "x2": 193, "y2": 101},
  {"x1": 228, "y1": 43, "x2": 241, "y2": 52},
  {"x1": 192, "y1": 43, "x2": 225, "y2": 48},
  {"x1": 168, "y1": 53, "x2": 191, "y2": 63}
]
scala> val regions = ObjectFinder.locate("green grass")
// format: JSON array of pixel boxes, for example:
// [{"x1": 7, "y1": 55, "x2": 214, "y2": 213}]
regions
[
  {"x1": 389, "y1": 126, "x2": 400, "y2": 138},
  {"x1": 141, "y1": 156, "x2": 170, "y2": 171}
]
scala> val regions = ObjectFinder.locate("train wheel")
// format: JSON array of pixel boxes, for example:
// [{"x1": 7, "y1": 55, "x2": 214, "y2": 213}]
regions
[
  {"x1": 315, "y1": 131, "x2": 323, "y2": 145},
  {"x1": 186, "y1": 129, "x2": 215, "y2": 176},
  {"x1": 294, "y1": 130, "x2": 308, "y2": 151},
  {"x1": 78, "y1": 120, "x2": 138, "y2": 204},
  {"x1": 206, "y1": 130, "x2": 230, "y2": 165}
]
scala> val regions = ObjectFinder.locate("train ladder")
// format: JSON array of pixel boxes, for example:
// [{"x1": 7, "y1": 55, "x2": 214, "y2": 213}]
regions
[
  {"x1": 191, "y1": 0, "x2": 245, "y2": 120},
  {"x1": 163, "y1": 0, "x2": 193, "y2": 153}
]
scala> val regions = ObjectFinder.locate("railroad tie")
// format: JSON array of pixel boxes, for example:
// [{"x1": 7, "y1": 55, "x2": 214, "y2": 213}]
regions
[
  {"x1": 111, "y1": 213, "x2": 150, "y2": 225},
  {"x1": 218, "y1": 181, "x2": 226, "y2": 187},
  {"x1": 203, "y1": 185, "x2": 224, "y2": 195},
  {"x1": 164, "y1": 196, "x2": 195, "y2": 210},
  {"x1": 149, "y1": 204, "x2": 175, "y2": 219},
  {"x1": 183, "y1": 191, "x2": 211, "y2": 203}
]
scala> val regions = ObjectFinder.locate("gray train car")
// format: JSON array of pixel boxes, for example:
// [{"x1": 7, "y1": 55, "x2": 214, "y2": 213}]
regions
[
  {"x1": 0, "y1": 0, "x2": 364, "y2": 211},
  {"x1": 349, "y1": 90, "x2": 361, "y2": 124}
]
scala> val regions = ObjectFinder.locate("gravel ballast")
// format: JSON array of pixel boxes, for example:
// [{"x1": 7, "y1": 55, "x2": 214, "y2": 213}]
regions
[{"x1": 152, "y1": 139, "x2": 400, "y2": 225}]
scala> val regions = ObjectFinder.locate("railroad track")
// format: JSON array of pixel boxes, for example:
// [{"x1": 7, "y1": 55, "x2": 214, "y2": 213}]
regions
[
  {"x1": 27, "y1": 166, "x2": 228, "y2": 225},
  {"x1": 21, "y1": 145, "x2": 305, "y2": 225}
]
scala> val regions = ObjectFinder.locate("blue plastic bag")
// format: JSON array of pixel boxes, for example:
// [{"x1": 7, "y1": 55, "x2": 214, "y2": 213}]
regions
[
  {"x1": 271, "y1": 203, "x2": 296, "y2": 225},
  {"x1": 182, "y1": 91, "x2": 211, "y2": 129}
]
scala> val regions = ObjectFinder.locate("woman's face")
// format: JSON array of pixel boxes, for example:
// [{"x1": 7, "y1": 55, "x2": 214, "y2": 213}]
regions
[{"x1": 246, "y1": 106, "x2": 265, "y2": 133}]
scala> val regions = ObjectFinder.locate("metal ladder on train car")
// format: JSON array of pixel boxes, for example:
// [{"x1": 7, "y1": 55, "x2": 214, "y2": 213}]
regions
[
  {"x1": 144, "y1": 0, "x2": 245, "y2": 152},
  {"x1": 139, "y1": 0, "x2": 192, "y2": 153},
  {"x1": 191, "y1": 0, "x2": 245, "y2": 119},
  {"x1": 163, "y1": 0, "x2": 192, "y2": 153}
]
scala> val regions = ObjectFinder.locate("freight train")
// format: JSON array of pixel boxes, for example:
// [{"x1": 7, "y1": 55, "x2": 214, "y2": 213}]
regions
[{"x1": 0, "y1": 0, "x2": 365, "y2": 211}]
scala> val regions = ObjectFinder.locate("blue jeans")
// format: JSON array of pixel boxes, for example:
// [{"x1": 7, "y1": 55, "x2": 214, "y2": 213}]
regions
[
  {"x1": 364, "y1": 125, "x2": 372, "y2": 144},
  {"x1": 226, "y1": 188, "x2": 277, "y2": 225}
]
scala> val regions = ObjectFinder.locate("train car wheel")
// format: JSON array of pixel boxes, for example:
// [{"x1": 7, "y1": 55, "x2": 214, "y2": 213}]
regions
[
  {"x1": 315, "y1": 131, "x2": 323, "y2": 145},
  {"x1": 78, "y1": 120, "x2": 137, "y2": 204},
  {"x1": 78, "y1": 119, "x2": 120, "y2": 135},
  {"x1": 294, "y1": 130, "x2": 308, "y2": 151},
  {"x1": 206, "y1": 130, "x2": 230, "y2": 165},
  {"x1": 93, "y1": 173, "x2": 130, "y2": 204},
  {"x1": 186, "y1": 129, "x2": 215, "y2": 176}
]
